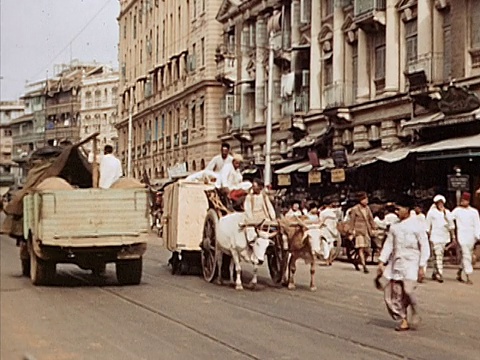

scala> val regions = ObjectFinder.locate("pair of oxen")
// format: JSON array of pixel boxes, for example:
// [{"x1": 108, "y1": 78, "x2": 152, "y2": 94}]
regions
[{"x1": 215, "y1": 212, "x2": 336, "y2": 291}]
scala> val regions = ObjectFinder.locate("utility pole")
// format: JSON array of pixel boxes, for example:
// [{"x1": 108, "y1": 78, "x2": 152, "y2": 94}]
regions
[
  {"x1": 264, "y1": 31, "x2": 275, "y2": 187},
  {"x1": 127, "y1": 90, "x2": 133, "y2": 177}
]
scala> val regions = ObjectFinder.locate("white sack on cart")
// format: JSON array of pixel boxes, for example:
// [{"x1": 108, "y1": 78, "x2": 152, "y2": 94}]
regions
[{"x1": 185, "y1": 169, "x2": 219, "y2": 182}]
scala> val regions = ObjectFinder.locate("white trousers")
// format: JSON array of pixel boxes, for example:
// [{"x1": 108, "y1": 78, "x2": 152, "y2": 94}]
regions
[{"x1": 460, "y1": 244, "x2": 474, "y2": 275}]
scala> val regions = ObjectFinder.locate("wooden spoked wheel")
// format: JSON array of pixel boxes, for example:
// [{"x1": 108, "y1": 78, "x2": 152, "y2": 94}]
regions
[
  {"x1": 267, "y1": 235, "x2": 287, "y2": 285},
  {"x1": 201, "y1": 209, "x2": 219, "y2": 282}
]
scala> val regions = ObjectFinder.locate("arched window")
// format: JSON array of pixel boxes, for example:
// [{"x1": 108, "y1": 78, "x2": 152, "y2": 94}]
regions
[
  {"x1": 200, "y1": 159, "x2": 205, "y2": 170},
  {"x1": 192, "y1": 160, "x2": 196, "y2": 171}
]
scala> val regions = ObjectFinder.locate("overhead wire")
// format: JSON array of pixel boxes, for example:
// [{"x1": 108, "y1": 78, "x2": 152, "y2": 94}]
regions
[{"x1": 28, "y1": 0, "x2": 115, "y2": 82}]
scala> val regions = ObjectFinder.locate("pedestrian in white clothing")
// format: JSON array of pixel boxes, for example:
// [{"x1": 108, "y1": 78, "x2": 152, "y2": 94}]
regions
[
  {"x1": 377, "y1": 198, "x2": 430, "y2": 331},
  {"x1": 206, "y1": 143, "x2": 233, "y2": 173},
  {"x1": 426, "y1": 195, "x2": 455, "y2": 283},
  {"x1": 99, "y1": 145, "x2": 123, "y2": 189},
  {"x1": 452, "y1": 192, "x2": 480, "y2": 285},
  {"x1": 319, "y1": 197, "x2": 340, "y2": 265}
]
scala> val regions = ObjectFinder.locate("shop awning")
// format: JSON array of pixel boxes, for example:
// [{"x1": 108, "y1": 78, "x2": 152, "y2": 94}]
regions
[
  {"x1": 347, "y1": 148, "x2": 386, "y2": 167},
  {"x1": 403, "y1": 108, "x2": 480, "y2": 130},
  {"x1": 377, "y1": 147, "x2": 413, "y2": 163},
  {"x1": 274, "y1": 161, "x2": 310, "y2": 174},
  {"x1": 298, "y1": 158, "x2": 335, "y2": 172},
  {"x1": 288, "y1": 128, "x2": 328, "y2": 151},
  {"x1": 413, "y1": 133, "x2": 480, "y2": 153},
  {"x1": 402, "y1": 112, "x2": 444, "y2": 130}
]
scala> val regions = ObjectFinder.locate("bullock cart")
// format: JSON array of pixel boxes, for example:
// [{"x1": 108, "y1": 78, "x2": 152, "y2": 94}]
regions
[
  {"x1": 162, "y1": 180, "x2": 215, "y2": 275},
  {"x1": 200, "y1": 189, "x2": 287, "y2": 286}
]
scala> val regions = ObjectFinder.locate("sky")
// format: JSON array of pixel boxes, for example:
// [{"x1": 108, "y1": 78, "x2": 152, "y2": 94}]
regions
[{"x1": 0, "y1": 0, "x2": 119, "y2": 101}]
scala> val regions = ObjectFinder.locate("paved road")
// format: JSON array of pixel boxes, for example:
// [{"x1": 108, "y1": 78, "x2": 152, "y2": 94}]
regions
[{"x1": 1, "y1": 231, "x2": 480, "y2": 360}]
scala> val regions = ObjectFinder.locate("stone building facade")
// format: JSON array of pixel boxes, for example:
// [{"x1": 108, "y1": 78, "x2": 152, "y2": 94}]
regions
[
  {"x1": 44, "y1": 62, "x2": 98, "y2": 146},
  {"x1": 0, "y1": 101, "x2": 24, "y2": 187},
  {"x1": 215, "y1": 0, "x2": 480, "y2": 183},
  {"x1": 116, "y1": 0, "x2": 226, "y2": 180},
  {"x1": 79, "y1": 66, "x2": 119, "y2": 158}
]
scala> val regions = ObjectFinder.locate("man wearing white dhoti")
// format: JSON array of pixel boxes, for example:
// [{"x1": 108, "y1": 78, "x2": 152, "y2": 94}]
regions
[
  {"x1": 426, "y1": 194, "x2": 455, "y2": 283},
  {"x1": 377, "y1": 198, "x2": 430, "y2": 331},
  {"x1": 452, "y1": 192, "x2": 480, "y2": 285},
  {"x1": 319, "y1": 197, "x2": 340, "y2": 265}
]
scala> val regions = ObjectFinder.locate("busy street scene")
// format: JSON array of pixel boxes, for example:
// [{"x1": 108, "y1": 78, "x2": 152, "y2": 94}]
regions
[{"x1": 1, "y1": 0, "x2": 480, "y2": 359}]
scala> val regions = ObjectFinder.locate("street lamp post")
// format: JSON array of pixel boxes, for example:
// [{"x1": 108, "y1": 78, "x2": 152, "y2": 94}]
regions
[
  {"x1": 264, "y1": 31, "x2": 275, "y2": 187},
  {"x1": 127, "y1": 91, "x2": 133, "y2": 177}
]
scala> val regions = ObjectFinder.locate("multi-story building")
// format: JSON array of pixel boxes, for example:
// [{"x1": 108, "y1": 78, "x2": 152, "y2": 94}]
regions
[
  {"x1": 79, "y1": 65, "x2": 119, "y2": 158},
  {"x1": 45, "y1": 61, "x2": 98, "y2": 146},
  {"x1": 116, "y1": 0, "x2": 225, "y2": 180},
  {"x1": 0, "y1": 101, "x2": 24, "y2": 187},
  {"x1": 10, "y1": 80, "x2": 48, "y2": 164},
  {"x1": 216, "y1": 0, "x2": 480, "y2": 201}
]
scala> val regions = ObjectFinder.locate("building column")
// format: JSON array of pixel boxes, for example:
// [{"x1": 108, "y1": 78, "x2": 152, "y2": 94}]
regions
[
  {"x1": 353, "y1": 125, "x2": 369, "y2": 150},
  {"x1": 333, "y1": 5, "x2": 345, "y2": 99},
  {"x1": 240, "y1": 24, "x2": 250, "y2": 127},
  {"x1": 310, "y1": 0, "x2": 322, "y2": 110},
  {"x1": 291, "y1": 0, "x2": 301, "y2": 74},
  {"x1": 381, "y1": 119, "x2": 400, "y2": 148},
  {"x1": 356, "y1": 29, "x2": 370, "y2": 100},
  {"x1": 272, "y1": 63, "x2": 281, "y2": 122},
  {"x1": 385, "y1": 0, "x2": 400, "y2": 93},
  {"x1": 255, "y1": 18, "x2": 267, "y2": 124},
  {"x1": 432, "y1": 6, "x2": 444, "y2": 82}
]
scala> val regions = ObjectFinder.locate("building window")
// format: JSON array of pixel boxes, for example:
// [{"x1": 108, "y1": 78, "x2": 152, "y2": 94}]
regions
[
  {"x1": 405, "y1": 20, "x2": 418, "y2": 64},
  {"x1": 112, "y1": 87, "x2": 118, "y2": 105},
  {"x1": 191, "y1": 104, "x2": 196, "y2": 128},
  {"x1": 374, "y1": 31, "x2": 386, "y2": 84},
  {"x1": 324, "y1": 0, "x2": 334, "y2": 17},
  {"x1": 154, "y1": 117, "x2": 159, "y2": 141},
  {"x1": 443, "y1": 10, "x2": 452, "y2": 80},
  {"x1": 199, "y1": 100, "x2": 204, "y2": 127},
  {"x1": 161, "y1": 114, "x2": 165, "y2": 138},
  {"x1": 471, "y1": 0, "x2": 480, "y2": 49},
  {"x1": 352, "y1": 43, "x2": 358, "y2": 101},
  {"x1": 201, "y1": 38, "x2": 205, "y2": 66},
  {"x1": 85, "y1": 91, "x2": 92, "y2": 108},
  {"x1": 301, "y1": 0, "x2": 312, "y2": 24},
  {"x1": 193, "y1": 0, "x2": 197, "y2": 18},
  {"x1": 324, "y1": 58, "x2": 333, "y2": 86},
  {"x1": 95, "y1": 90, "x2": 101, "y2": 107},
  {"x1": 133, "y1": 13, "x2": 137, "y2": 39}
]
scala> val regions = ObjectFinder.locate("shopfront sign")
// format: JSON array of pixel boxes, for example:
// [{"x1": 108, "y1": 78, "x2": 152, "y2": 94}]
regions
[
  {"x1": 447, "y1": 174, "x2": 470, "y2": 191},
  {"x1": 277, "y1": 174, "x2": 291, "y2": 186},
  {"x1": 331, "y1": 168, "x2": 346, "y2": 183},
  {"x1": 308, "y1": 170, "x2": 321, "y2": 184}
]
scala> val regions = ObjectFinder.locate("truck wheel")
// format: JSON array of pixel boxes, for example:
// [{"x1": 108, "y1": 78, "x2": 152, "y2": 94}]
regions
[
  {"x1": 30, "y1": 250, "x2": 55, "y2": 286},
  {"x1": 116, "y1": 258, "x2": 143, "y2": 285},
  {"x1": 20, "y1": 242, "x2": 30, "y2": 277}
]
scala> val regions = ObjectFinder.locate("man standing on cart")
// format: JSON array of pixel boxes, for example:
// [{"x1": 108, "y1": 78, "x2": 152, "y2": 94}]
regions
[{"x1": 206, "y1": 143, "x2": 233, "y2": 173}]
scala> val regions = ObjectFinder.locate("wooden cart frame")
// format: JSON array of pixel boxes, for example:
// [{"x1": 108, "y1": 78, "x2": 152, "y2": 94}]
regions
[{"x1": 200, "y1": 189, "x2": 288, "y2": 285}]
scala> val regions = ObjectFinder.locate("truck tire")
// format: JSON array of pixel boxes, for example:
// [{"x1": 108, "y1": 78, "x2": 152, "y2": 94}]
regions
[
  {"x1": 116, "y1": 258, "x2": 143, "y2": 285},
  {"x1": 30, "y1": 251, "x2": 55, "y2": 286},
  {"x1": 22, "y1": 259, "x2": 31, "y2": 277}
]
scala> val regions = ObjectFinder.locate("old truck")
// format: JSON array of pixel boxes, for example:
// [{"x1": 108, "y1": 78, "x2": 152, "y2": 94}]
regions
[{"x1": 3, "y1": 133, "x2": 149, "y2": 286}]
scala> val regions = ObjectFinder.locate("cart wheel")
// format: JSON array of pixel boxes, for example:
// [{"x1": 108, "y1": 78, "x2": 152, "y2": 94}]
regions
[
  {"x1": 267, "y1": 235, "x2": 288, "y2": 285},
  {"x1": 201, "y1": 209, "x2": 219, "y2": 282}
]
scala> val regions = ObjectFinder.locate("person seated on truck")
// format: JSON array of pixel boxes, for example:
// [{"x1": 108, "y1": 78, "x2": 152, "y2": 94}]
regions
[
  {"x1": 215, "y1": 153, "x2": 251, "y2": 211},
  {"x1": 99, "y1": 145, "x2": 123, "y2": 189},
  {"x1": 206, "y1": 142, "x2": 233, "y2": 173}
]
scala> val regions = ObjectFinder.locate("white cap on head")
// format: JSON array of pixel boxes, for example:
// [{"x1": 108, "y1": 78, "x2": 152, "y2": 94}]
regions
[
  {"x1": 232, "y1": 153, "x2": 244, "y2": 162},
  {"x1": 433, "y1": 194, "x2": 446, "y2": 204}
]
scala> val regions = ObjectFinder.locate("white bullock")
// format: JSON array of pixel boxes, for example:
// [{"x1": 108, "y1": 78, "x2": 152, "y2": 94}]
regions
[{"x1": 216, "y1": 212, "x2": 275, "y2": 290}]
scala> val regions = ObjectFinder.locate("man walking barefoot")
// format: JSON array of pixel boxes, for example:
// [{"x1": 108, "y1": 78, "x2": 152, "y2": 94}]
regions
[
  {"x1": 377, "y1": 198, "x2": 430, "y2": 331},
  {"x1": 452, "y1": 192, "x2": 480, "y2": 285}
]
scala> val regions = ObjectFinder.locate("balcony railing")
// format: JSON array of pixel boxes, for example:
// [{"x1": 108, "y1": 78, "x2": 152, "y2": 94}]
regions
[
  {"x1": 216, "y1": 57, "x2": 237, "y2": 82},
  {"x1": 281, "y1": 98, "x2": 295, "y2": 117},
  {"x1": 324, "y1": 82, "x2": 354, "y2": 108},
  {"x1": 294, "y1": 91, "x2": 310, "y2": 113},
  {"x1": 406, "y1": 53, "x2": 445, "y2": 89},
  {"x1": 354, "y1": 0, "x2": 386, "y2": 16}
]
